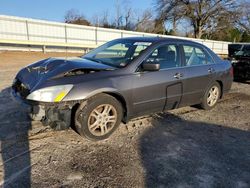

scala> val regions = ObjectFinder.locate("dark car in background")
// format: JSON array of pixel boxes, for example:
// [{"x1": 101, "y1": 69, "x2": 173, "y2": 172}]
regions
[
  {"x1": 228, "y1": 43, "x2": 250, "y2": 80},
  {"x1": 12, "y1": 37, "x2": 233, "y2": 140}
]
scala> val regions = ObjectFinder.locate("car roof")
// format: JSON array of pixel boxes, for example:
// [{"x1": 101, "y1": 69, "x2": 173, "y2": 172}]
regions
[
  {"x1": 120, "y1": 36, "x2": 202, "y2": 45},
  {"x1": 122, "y1": 37, "x2": 222, "y2": 61}
]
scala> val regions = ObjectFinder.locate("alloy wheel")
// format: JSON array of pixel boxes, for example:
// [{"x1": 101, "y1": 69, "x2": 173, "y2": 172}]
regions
[
  {"x1": 207, "y1": 86, "x2": 219, "y2": 107},
  {"x1": 87, "y1": 104, "x2": 117, "y2": 136}
]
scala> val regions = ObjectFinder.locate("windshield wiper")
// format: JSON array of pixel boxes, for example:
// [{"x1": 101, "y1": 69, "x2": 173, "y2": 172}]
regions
[
  {"x1": 83, "y1": 57, "x2": 119, "y2": 68},
  {"x1": 83, "y1": 57, "x2": 104, "y2": 64}
]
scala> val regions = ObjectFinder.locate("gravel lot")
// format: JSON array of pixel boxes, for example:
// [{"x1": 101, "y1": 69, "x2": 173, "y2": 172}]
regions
[{"x1": 0, "y1": 51, "x2": 249, "y2": 188}]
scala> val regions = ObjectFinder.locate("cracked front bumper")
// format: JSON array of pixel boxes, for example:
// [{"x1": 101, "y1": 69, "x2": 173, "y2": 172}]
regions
[
  {"x1": 11, "y1": 88, "x2": 73, "y2": 130},
  {"x1": 11, "y1": 88, "x2": 45, "y2": 121}
]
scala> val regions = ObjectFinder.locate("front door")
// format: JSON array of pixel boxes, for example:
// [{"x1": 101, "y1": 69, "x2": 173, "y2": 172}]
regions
[{"x1": 131, "y1": 44, "x2": 184, "y2": 117}]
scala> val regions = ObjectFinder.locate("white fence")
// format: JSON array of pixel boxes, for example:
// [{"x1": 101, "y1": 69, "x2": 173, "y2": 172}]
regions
[{"x1": 0, "y1": 15, "x2": 231, "y2": 55}]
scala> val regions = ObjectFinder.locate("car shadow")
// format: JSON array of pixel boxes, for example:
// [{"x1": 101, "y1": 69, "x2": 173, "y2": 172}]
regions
[
  {"x1": 139, "y1": 113, "x2": 250, "y2": 187},
  {"x1": 0, "y1": 87, "x2": 31, "y2": 187}
]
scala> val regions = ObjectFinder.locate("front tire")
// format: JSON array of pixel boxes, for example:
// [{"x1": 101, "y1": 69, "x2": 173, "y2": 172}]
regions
[
  {"x1": 74, "y1": 94, "x2": 123, "y2": 141},
  {"x1": 201, "y1": 82, "x2": 221, "y2": 110}
]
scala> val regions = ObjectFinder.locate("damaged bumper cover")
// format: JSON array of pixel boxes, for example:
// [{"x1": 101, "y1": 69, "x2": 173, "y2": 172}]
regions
[{"x1": 11, "y1": 87, "x2": 76, "y2": 130}]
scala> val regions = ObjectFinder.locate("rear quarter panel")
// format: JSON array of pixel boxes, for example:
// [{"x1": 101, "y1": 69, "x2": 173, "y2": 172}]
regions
[
  {"x1": 204, "y1": 46, "x2": 233, "y2": 95},
  {"x1": 214, "y1": 59, "x2": 233, "y2": 95}
]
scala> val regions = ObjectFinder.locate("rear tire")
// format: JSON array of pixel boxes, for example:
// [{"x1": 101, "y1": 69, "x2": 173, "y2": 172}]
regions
[
  {"x1": 74, "y1": 94, "x2": 123, "y2": 141},
  {"x1": 200, "y1": 82, "x2": 221, "y2": 110}
]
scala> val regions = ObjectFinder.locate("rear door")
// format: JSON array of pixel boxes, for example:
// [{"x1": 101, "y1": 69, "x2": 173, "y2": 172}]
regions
[
  {"x1": 180, "y1": 44, "x2": 216, "y2": 106},
  {"x1": 131, "y1": 43, "x2": 184, "y2": 117}
]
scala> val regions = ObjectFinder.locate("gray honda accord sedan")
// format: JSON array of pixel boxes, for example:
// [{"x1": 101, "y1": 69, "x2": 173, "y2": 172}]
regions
[{"x1": 12, "y1": 37, "x2": 233, "y2": 140}]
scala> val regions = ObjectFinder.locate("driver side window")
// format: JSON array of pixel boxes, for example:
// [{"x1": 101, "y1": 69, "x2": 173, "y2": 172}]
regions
[{"x1": 143, "y1": 44, "x2": 180, "y2": 69}]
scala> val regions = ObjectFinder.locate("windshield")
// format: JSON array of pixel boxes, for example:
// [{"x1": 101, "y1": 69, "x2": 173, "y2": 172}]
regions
[
  {"x1": 234, "y1": 45, "x2": 250, "y2": 57},
  {"x1": 82, "y1": 39, "x2": 152, "y2": 68}
]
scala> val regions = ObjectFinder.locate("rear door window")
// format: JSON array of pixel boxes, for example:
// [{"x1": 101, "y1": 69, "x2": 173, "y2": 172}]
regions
[{"x1": 183, "y1": 45, "x2": 213, "y2": 66}]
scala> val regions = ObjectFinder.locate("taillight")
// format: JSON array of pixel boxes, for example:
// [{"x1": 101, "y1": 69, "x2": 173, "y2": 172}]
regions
[{"x1": 230, "y1": 66, "x2": 234, "y2": 77}]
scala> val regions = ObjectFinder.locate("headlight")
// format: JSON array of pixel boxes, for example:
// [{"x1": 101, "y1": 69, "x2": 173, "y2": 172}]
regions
[{"x1": 27, "y1": 85, "x2": 73, "y2": 102}]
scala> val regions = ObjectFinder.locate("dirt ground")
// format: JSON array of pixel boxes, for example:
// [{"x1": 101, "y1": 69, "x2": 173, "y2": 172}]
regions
[{"x1": 0, "y1": 51, "x2": 249, "y2": 188}]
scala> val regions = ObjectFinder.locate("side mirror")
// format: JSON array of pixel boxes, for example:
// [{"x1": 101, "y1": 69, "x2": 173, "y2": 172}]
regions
[{"x1": 142, "y1": 63, "x2": 160, "y2": 71}]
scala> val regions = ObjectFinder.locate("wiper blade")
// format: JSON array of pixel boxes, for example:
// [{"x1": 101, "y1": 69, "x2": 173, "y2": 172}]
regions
[
  {"x1": 84, "y1": 57, "x2": 119, "y2": 68},
  {"x1": 83, "y1": 57, "x2": 103, "y2": 64}
]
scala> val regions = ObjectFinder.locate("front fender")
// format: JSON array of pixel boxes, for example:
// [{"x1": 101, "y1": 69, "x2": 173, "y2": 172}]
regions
[
  {"x1": 64, "y1": 87, "x2": 118, "y2": 101},
  {"x1": 62, "y1": 75, "x2": 133, "y2": 122},
  {"x1": 62, "y1": 74, "x2": 117, "y2": 100}
]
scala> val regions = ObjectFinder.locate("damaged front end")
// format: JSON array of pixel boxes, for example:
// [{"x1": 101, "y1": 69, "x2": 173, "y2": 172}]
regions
[
  {"x1": 11, "y1": 56, "x2": 115, "y2": 130},
  {"x1": 12, "y1": 78, "x2": 77, "y2": 130},
  {"x1": 41, "y1": 103, "x2": 75, "y2": 130}
]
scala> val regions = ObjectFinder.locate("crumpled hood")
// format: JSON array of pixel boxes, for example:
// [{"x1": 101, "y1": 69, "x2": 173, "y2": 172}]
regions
[
  {"x1": 26, "y1": 57, "x2": 114, "y2": 73},
  {"x1": 16, "y1": 57, "x2": 115, "y2": 91}
]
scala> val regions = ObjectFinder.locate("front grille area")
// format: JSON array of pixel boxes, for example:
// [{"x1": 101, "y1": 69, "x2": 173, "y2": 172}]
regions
[{"x1": 12, "y1": 79, "x2": 30, "y2": 99}]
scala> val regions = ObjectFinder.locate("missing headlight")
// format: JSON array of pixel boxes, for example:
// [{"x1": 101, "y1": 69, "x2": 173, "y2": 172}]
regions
[{"x1": 12, "y1": 79, "x2": 30, "y2": 99}]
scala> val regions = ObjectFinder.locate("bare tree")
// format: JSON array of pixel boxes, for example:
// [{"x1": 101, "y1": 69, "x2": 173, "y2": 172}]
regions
[
  {"x1": 238, "y1": 2, "x2": 250, "y2": 34},
  {"x1": 156, "y1": 0, "x2": 183, "y2": 35},
  {"x1": 156, "y1": 0, "x2": 238, "y2": 38},
  {"x1": 114, "y1": 0, "x2": 123, "y2": 29},
  {"x1": 153, "y1": 18, "x2": 166, "y2": 34},
  {"x1": 91, "y1": 14, "x2": 100, "y2": 27},
  {"x1": 101, "y1": 10, "x2": 111, "y2": 28},
  {"x1": 64, "y1": 9, "x2": 91, "y2": 26},
  {"x1": 124, "y1": 6, "x2": 133, "y2": 30},
  {"x1": 135, "y1": 9, "x2": 155, "y2": 32}
]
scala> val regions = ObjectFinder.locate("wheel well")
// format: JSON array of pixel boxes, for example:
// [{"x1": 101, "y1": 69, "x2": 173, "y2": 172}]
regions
[
  {"x1": 70, "y1": 102, "x2": 80, "y2": 131},
  {"x1": 70, "y1": 92, "x2": 128, "y2": 129},
  {"x1": 216, "y1": 80, "x2": 223, "y2": 98},
  {"x1": 103, "y1": 92, "x2": 128, "y2": 122}
]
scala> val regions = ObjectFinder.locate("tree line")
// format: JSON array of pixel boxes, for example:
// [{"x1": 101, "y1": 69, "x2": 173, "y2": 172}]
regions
[{"x1": 64, "y1": 0, "x2": 250, "y2": 42}]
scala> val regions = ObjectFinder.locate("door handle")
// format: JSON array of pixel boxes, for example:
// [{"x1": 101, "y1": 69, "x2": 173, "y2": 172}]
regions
[
  {"x1": 208, "y1": 68, "x2": 215, "y2": 73},
  {"x1": 174, "y1": 72, "x2": 183, "y2": 79}
]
